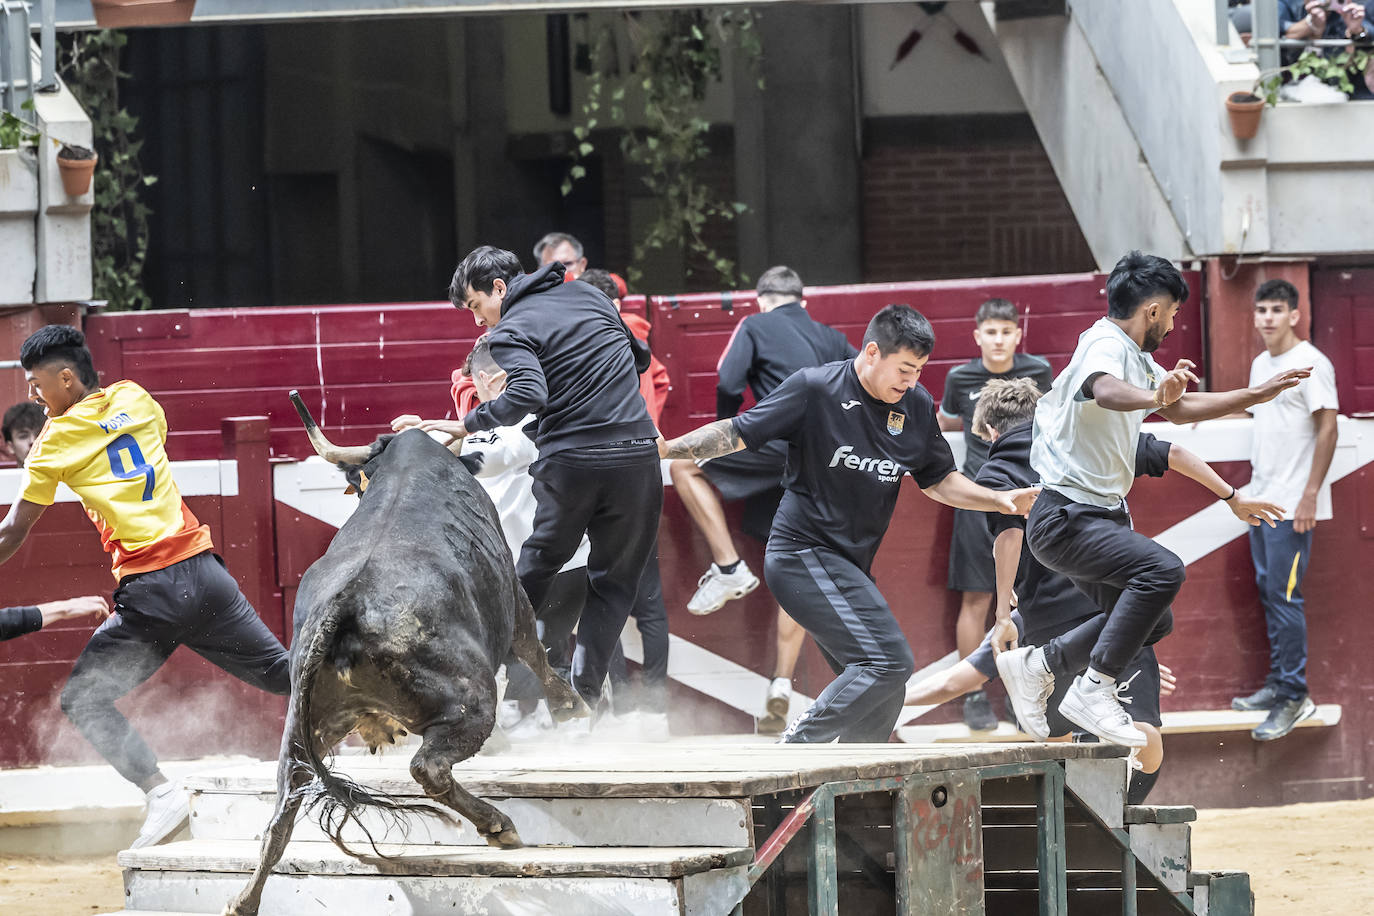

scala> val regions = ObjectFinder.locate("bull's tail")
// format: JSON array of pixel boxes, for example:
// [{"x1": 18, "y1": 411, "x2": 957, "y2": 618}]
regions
[{"x1": 287, "y1": 602, "x2": 456, "y2": 859}]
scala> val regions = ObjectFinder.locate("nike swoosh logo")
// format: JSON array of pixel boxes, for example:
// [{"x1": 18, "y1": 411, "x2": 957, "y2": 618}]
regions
[{"x1": 841, "y1": 400, "x2": 861, "y2": 410}]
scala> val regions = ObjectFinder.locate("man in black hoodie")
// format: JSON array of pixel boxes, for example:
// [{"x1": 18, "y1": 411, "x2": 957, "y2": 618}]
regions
[{"x1": 409, "y1": 246, "x2": 660, "y2": 710}]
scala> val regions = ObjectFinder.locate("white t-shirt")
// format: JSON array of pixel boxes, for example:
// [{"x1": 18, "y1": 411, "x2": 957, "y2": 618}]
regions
[
  {"x1": 462, "y1": 415, "x2": 590, "y2": 572},
  {"x1": 1243, "y1": 340, "x2": 1339, "y2": 521},
  {"x1": 1031, "y1": 318, "x2": 1167, "y2": 508}
]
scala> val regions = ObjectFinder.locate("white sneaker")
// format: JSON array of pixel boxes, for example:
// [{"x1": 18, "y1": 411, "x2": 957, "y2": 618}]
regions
[
  {"x1": 758, "y1": 678, "x2": 791, "y2": 735},
  {"x1": 129, "y1": 782, "x2": 190, "y2": 849},
  {"x1": 686, "y1": 562, "x2": 760, "y2": 615},
  {"x1": 1058, "y1": 676, "x2": 1147, "y2": 747},
  {"x1": 996, "y1": 646, "x2": 1055, "y2": 741},
  {"x1": 497, "y1": 699, "x2": 524, "y2": 730}
]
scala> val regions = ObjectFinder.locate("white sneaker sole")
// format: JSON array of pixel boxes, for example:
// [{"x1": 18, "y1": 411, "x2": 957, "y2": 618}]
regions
[
  {"x1": 1058, "y1": 689, "x2": 1147, "y2": 748},
  {"x1": 995, "y1": 650, "x2": 1052, "y2": 741},
  {"x1": 687, "y1": 576, "x2": 761, "y2": 616}
]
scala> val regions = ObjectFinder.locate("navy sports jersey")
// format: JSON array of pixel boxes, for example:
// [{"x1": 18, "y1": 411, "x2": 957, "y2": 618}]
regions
[
  {"x1": 716, "y1": 302, "x2": 858, "y2": 418},
  {"x1": 939, "y1": 353, "x2": 1053, "y2": 476},
  {"x1": 733, "y1": 359, "x2": 956, "y2": 574},
  {"x1": 975, "y1": 421, "x2": 1172, "y2": 635}
]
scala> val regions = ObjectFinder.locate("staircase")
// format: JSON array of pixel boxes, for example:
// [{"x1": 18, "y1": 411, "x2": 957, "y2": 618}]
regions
[{"x1": 98, "y1": 740, "x2": 1251, "y2": 915}]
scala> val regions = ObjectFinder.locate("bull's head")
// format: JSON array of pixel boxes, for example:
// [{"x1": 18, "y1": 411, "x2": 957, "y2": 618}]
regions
[{"x1": 289, "y1": 390, "x2": 477, "y2": 496}]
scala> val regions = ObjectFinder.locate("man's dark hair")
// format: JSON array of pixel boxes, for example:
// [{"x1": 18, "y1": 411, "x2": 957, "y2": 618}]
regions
[
  {"x1": 532, "y1": 232, "x2": 583, "y2": 262},
  {"x1": 449, "y1": 246, "x2": 523, "y2": 303},
  {"x1": 19, "y1": 324, "x2": 99, "y2": 388},
  {"x1": 863, "y1": 304, "x2": 935, "y2": 358},
  {"x1": 970, "y1": 378, "x2": 1042, "y2": 441},
  {"x1": 755, "y1": 266, "x2": 804, "y2": 300},
  {"x1": 1254, "y1": 279, "x2": 1299, "y2": 310},
  {"x1": 2, "y1": 401, "x2": 45, "y2": 443},
  {"x1": 1105, "y1": 251, "x2": 1189, "y2": 319},
  {"x1": 974, "y1": 298, "x2": 1019, "y2": 325},
  {"x1": 579, "y1": 269, "x2": 620, "y2": 302},
  {"x1": 464, "y1": 333, "x2": 499, "y2": 378}
]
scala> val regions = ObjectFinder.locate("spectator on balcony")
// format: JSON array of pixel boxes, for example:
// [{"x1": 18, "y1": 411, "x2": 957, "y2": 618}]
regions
[
  {"x1": 1230, "y1": 279, "x2": 1339, "y2": 741},
  {"x1": 534, "y1": 231, "x2": 588, "y2": 281},
  {"x1": 1281, "y1": 0, "x2": 1371, "y2": 46},
  {"x1": 936, "y1": 298, "x2": 1053, "y2": 733},
  {"x1": 2, "y1": 401, "x2": 46, "y2": 466}
]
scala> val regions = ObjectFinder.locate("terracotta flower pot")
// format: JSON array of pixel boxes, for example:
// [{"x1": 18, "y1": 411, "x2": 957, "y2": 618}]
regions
[
  {"x1": 1225, "y1": 91, "x2": 1265, "y2": 140},
  {"x1": 91, "y1": 0, "x2": 196, "y2": 28},
  {"x1": 57, "y1": 152, "x2": 98, "y2": 197}
]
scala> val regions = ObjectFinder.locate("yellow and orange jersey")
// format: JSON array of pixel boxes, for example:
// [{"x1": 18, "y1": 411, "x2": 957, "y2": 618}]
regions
[{"x1": 19, "y1": 380, "x2": 213, "y2": 581}]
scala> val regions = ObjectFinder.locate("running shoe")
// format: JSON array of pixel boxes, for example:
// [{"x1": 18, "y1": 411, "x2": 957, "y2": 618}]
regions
[
  {"x1": 1058, "y1": 675, "x2": 1147, "y2": 747},
  {"x1": 1252, "y1": 695, "x2": 1316, "y2": 741},
  {"x1": 996, "y1": 646, "x2": 1055, "y2": 741},
  {"x1": 1231, "y1": 683, "x2": 1279, "y2": 712},
  {"x1": 962, "y1": 689, "x2": 998, "y2": 732},
  {"x1": 758, "y1": 677, "x2": 791, "y2": 735},
  {"x1": 686, "y1": 562, "x2": 760, "y2": 615},
  {"x1": 130, "y1": 781, "x2": 190, "y2": 849}
]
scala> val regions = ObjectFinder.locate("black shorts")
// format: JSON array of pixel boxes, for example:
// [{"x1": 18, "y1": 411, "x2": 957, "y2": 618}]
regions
[
  {"x1": 700, "y1": 439, "x2": 787, "y2": 502},
  {"x1": 947, "y1": 507, "x2": 995, "y2": 593}
]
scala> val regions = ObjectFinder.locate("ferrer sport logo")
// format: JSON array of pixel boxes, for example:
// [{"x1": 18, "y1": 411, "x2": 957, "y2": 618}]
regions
[
  {"x1": 828, "y1": 446, "x2": 903, "y2": 483},
  {"x1": 886, "y1": 411, "x2": 905, "y2": 437}
]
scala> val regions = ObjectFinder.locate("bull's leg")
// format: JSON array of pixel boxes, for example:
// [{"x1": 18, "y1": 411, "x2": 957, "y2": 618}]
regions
[
  {"x1": 510, "y1": 590, "x2": 588, "y2": 722},
  {"x1": 223, "y1": 725, "x2": 312, "y2": 916},
  {"x1": 411, "y1": 722, "x2": 522, "y2": 849}
]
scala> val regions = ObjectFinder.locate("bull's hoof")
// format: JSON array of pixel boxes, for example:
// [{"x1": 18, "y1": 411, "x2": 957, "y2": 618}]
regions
[
  {"x1": 548, "y1": 694, "x2": 591, "y2": 723},
  {"x1": 487, "y1": 826, "x2": 523, "y2": 849},
  {"x1": 223, "y1": 900, "x2": 257, "y2": 916}
]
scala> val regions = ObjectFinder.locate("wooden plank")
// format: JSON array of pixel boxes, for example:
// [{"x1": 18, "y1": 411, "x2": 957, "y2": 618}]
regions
[
  {"x1": 119, "y1": 839, "x2": 752, "y2": 879},
  {"x1": 1124, "y1": 806, "x2": 1197, "y2": 825},
  {"x1": 1064, "y1": 758, "x2": 1127, "y2": 829},
  {"x1": 894, "y1": 772, "x2": 984, "y2": 915},
  {"x1": 1128, "y1": 824, "x2": 1191, "y2": 894},
  {"x1": 1037, "y1": 765, "x2": 1068, "y2": 916},
  {"x1": 808, "y1": 790, "x2": 838, "y2": 916}
]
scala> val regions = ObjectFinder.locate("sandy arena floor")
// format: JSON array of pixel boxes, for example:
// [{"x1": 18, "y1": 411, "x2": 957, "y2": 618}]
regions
[{"x1": 1, "y1": 797, "x2": 1370, "y2": 915}]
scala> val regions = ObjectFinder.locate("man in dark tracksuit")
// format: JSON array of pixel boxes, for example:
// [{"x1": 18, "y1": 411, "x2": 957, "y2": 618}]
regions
[
  {"x1": 660, "y1": 305, "x2": 1038, "y2": 743},
  {"x1": 420, "y1": 246, "x2": 660, "y2": 710}
]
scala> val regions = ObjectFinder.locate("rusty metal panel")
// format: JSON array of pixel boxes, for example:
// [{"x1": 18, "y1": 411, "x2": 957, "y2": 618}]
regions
[{"x1": 894, "y1": 773, "x2": 984, "y2": 915}]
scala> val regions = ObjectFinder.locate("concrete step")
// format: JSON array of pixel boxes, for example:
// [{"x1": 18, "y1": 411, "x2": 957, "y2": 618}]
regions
[
  {"x1": 189, "y1": 788, "x2": 753, "y2": 848},
  {"x1": 119, "y1": 839, "x2": 750, "y2": 916}
]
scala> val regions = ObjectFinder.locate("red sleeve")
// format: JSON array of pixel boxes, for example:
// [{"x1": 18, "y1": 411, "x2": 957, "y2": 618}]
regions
[
  {"x1": 451, "y1": 370, "x2": 479, "y2": 417},
  {"x1": 640, "y1": 356, "x2": 670, "y2": 425}
]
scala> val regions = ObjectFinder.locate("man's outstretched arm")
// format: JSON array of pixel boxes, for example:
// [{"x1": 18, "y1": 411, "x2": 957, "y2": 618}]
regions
[
  {"x1": 0, "y1": 499, "x2": 45, "y2": 567},
  {"x1": 1156, "y1": 367, "x2": 1310, "y2": 424},
  {"x1": 659, "y1": 419, "x2": 746, "y2": 462}
]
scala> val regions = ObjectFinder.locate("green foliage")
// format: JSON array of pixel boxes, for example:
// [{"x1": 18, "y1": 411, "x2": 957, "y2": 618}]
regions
[
  {"x1": 564, "y1": 9, "x2": 762, "y2": 290},
  {"x1": 60, "y1": 32, "x2": 156, "y2": 311},
  {"x1": 1256, "y1": 47, "x2": 1373, "y2": 105},
  {"x1": 0, "y1": 98, "x2": 39, "y2": 150}
]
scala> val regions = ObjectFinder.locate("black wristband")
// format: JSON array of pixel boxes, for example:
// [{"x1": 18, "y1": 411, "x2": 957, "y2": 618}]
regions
[{"x1": 1222, "y1": 486, "x2": 1237, "y2": 501}]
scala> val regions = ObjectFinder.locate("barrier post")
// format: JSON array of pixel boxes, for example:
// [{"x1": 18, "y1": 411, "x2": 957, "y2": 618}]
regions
[{"x1": 220, "y1": 416, "x2": 284, "y2": 638}]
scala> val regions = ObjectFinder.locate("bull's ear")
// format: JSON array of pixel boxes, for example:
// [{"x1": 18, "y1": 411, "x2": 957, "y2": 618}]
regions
[{"x1": 343, "y1": 484, "x2": 357, "y2": 495}]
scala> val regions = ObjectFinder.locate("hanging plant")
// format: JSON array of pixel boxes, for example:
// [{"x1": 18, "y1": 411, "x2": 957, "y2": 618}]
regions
[
  {"x1": 564, "y1": 9, "x2": 761, "y2": 290},
  {"x1": 59, "y1": 31, "x2": 158, "y2": 311}
]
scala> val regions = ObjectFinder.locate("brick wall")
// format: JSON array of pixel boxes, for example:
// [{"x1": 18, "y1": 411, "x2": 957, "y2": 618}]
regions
[{"x1": 862, "y1": 114, "x2": 1095, "y2": 282}]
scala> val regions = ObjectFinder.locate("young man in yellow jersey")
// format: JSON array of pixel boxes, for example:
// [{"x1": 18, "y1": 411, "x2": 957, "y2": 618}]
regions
[{"x1": 0, "y1": 326, "x2": 290, "y2": 849}]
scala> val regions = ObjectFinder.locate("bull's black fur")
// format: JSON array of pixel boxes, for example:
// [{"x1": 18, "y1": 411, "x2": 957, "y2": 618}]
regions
[{"x1": 225, "y1": 429, "x2": 586, "y2": 916}]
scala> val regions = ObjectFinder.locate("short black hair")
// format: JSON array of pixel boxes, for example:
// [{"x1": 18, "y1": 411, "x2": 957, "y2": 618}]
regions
[
  {"x1": 2, "y1": 401, "x2": 45, "y2": 443},
  {"x1": 579, "y1": 269, "x2": 620, "y2": 301},
  {"x1": 19, "y1": 324, "x2": 99, "y2": 388},
  {"x1": 449, "y1": 246, "x2": 523, "y2": 304},
  {"x1": 755, "y1": 266, "x2": 804, "y2": 300},
  {"x1": 1254, "y1": 279, "x2": 1298, "y2": 310},
  {"x1": 975, "y1": 298, "x2": 1018, "y2": 325},
  {"x1": 1105, "y1": 251, "x2": 1189, "y2": 319},
  {"x1": 863, "y1": 304, "x2": 935, "y2": 358}
]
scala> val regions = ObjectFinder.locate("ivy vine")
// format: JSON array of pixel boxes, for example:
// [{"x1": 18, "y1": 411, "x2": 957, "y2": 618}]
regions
[
  {"x1": 59, "y1": 31, "x2": 157, "y2": 311},
  {"x1": 564, "y1": 9, "x2": 761, "y2": 289}
]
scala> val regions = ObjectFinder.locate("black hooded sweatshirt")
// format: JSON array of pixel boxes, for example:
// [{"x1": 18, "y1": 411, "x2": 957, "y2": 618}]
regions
[
  {"x1": 975, "y1": 421, "x2": 1172, "y2": 636},
  {"x1": 462, "y1": 262, "x2": 655, "y2": 458}
]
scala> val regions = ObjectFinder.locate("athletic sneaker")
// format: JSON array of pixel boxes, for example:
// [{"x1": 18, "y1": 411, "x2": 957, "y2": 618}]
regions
[
  {"x1": 130, "y1": 781, "x2": 190, "y2": 849},
  {"x1": 1252, "y1": 695, "x2": 1316, "y2": 741},
  {"x1": 758, "y1": 677, "x2": 791, "y2": 735},
  {"x1": 962, "y1": 690, "x2": 997, "y2": 732},
  {"x1": 1058, "y1": 676, "x2": 1147, "y2": 748},
  {"x1": 1231, "y1": 684, "x2": 1279, "y2": 712},
  {"x1": 996, "y1": 646, "x2": 1055, "y2": 741},
  {"x1": 686, "y1": 562, "x2": 760, "y2": 615}
]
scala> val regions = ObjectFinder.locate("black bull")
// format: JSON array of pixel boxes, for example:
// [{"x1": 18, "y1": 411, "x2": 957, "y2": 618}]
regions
[{"x1": 224, "y1": 401, "x2": 586, "y2": 916}]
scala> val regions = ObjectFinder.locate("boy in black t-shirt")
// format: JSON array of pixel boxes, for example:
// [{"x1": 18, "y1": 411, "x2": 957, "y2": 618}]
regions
[
  {"x1": 936, "y1": 299, "x2": 1054, "y2": 732},
  {"x1": 660, "y1": 305, "x2": 1039, "y2": 743}
]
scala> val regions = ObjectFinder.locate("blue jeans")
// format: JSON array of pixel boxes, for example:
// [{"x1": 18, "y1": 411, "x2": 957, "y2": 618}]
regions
[{"x1": 1249, "y1": 521, "x2": 1312, "y2": 700}]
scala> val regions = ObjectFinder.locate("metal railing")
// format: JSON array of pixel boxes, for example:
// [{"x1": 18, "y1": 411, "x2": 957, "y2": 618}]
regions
[
  {"x1": 0, "y1": 0, "x2": 56, "y2": 127},
  {"x1": 1218, "y1": 0, "x2": 1372, "y2": 74}
]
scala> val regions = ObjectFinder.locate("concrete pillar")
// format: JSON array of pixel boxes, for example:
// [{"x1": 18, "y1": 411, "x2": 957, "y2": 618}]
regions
[
  {"x1": 1204, "y1": 257, "x2": 1310, "y2": 393},
  {"x1": 733, "y1": 7, "x2": 862, "y2": 285}
]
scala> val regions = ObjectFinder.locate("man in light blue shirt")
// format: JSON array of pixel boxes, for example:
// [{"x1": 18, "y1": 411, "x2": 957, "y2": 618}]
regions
[{"x1": 997, "y1": 252, "x2": 1308, "y2": 747}]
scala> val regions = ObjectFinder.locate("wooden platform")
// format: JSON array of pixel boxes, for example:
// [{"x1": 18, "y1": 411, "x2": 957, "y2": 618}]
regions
[{"x1": 103, "y1": 739, "x2": 1252, "y2": 916}]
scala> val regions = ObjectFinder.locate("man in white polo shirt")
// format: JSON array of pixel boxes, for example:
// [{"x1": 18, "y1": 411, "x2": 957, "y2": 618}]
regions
[
  {"x1": 1230, "y1": 279, "x2": 1339, "y2": 741},
  {"x1": 997, "y1": 252, "x2": 1308, "y2": 747}
]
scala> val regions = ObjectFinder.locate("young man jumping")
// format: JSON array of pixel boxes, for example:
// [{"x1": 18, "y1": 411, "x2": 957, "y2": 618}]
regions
[
  {"x1": 997, "y1": 252, "x2": 1308, "y2": 747},
  {"x1": 0, "y1": 325, "x2": 290, "y2": 849},
  {"x1": 660, "y1": 304, "x2": 1038, "y2": 743}
]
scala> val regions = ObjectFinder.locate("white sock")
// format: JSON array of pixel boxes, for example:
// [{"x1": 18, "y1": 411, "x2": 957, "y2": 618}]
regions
[
  {"x1": 1083, "y1": 667, "x2": 1116, "y2": 691},
  {"x1": 1029, "y1": 647, "x2": 1052, "y2": 675},
  {"x1": 771, "y1": 677, "x2": 792, "y2": 692}
]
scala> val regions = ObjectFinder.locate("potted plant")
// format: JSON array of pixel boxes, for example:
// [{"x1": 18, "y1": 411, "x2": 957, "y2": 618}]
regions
[
  {"x1": 91, "y1": 0, "x2": 195, "y2": 28},
  {"x1": 1227, "y1": 46, "x2": 1374, "y2": 139},
  {"x1": 56, "y1": 143, "x2": 98, "y2": 197}
]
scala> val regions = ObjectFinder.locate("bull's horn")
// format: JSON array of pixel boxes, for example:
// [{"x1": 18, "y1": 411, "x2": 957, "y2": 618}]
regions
[{"x1": 289, "y1": 390, "x2": 373, "y2": 465}]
